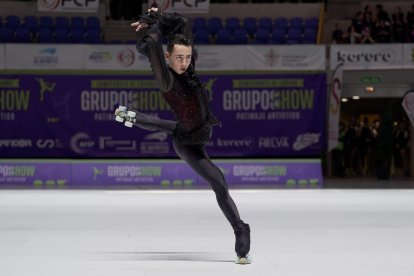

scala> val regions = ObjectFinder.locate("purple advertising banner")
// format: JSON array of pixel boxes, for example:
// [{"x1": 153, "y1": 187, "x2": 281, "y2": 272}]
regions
[
  {"x1": 0, "y1": 72, "x2": 326, "y2": 157},
  {"x1": 0, "y1": 159, "x2": 322, "y2": 189}
]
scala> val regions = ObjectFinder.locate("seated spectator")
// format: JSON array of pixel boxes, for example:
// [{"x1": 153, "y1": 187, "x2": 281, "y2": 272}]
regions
[{"x1": 375, "y1": 20, "x2": 392, "y2": 43}]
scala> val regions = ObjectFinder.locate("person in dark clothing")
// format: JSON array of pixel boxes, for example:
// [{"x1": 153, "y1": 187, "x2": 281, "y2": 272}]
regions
[{"x1": 116, "y1": 4, "x2": 251, "y2": 264}]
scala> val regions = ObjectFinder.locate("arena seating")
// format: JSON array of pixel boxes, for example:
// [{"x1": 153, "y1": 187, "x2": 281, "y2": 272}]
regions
[{"x1": 0, "y1": 14, "x2": 318, "y2": 45}]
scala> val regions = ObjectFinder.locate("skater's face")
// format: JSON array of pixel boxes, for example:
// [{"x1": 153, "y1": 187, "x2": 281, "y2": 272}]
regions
[{"x1": 165, "y1": 44, "x2": 192, "y2": 75}]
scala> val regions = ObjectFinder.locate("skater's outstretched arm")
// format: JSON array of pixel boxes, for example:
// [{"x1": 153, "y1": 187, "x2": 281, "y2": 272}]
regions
[{"x1": 132, "y1": 10, "x2": 173, "y2": 93}]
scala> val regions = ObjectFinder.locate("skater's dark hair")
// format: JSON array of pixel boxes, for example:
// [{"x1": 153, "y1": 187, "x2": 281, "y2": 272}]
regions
[{"x1": 167, "y1": 34, "x2": 192, "y2": 54}]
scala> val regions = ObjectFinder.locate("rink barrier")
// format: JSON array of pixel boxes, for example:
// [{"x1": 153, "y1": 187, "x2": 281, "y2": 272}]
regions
[{"x1": 0, "y1": 158, "x2": 323, "y2": 189}]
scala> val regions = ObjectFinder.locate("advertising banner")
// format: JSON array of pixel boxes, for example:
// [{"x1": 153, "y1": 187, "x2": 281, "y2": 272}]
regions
[
  {"x1": 245, "y1": 45, "x2": 326, "y2": 71},
  {"x1": 328, "y1": 63, "x2": 343, "y2": 151},
  {"x1": 37, "y1": 0, "x2": 99, "y2": 13},
  {"x1": 149, "y1": 0, "x2": 210, "y2": 14},
  {"x1": 402, "y1": 43, "x2": 414, "y2": 69},
  {"x1": 0, "y1": 72, "x2": 326, "y2": 158},
  {"x1": 330, "y1": 44, "x2": 404, "y2": 70},
  {"x1": 6, "y1": 44, "x2": 86, "y2": 69},
  {"x1": 85, "y1": 45, "x2": 151, "y2": 70},
  {"x1": 0, "y1": 159, "x2": 322, "y2": 189},
  {"x1": 0, "y1": 44, "x2": 5, "y2": 70}
]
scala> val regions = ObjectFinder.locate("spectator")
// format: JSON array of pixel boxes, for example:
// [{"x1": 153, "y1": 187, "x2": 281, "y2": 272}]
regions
[
  {"x1": 392, "y1": 7, "x2": 406, "y2": 42},
  {"x1": 375, "y1": 20, "x2": 392, "y2": 43},
  {"x1": 351, "y1": 12, "x2": 364, "y2": 43},
  {"x1": 376, "y1": 4, "x2": 390, "y2": 24},
  {"x1": 407, "y1": 4, "x2": 414, "y2": 30},
  {"x1": 360, "y1": 26, "x2": 375, "y2": 43},
  {"x1": 331, "y1": 23, "x2": 345, "y2": 43}
]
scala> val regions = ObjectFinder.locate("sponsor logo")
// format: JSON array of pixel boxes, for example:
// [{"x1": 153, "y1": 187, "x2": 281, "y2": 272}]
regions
[
  {"x1": 217, "y1": 137, "x2": 254, "y2": 148},
  {"x1": 233, "y1": 165, "x2": 287, "y2": 177},
  {"x1": 92, "y1": 167, "x2": 104, "y2": 180},
  {"x1": 145, "y1": 132, "x2": 168, "y2": 142},
  {"x1": 35, "y1": 77, "x2": 56, "y2": 102},
  {"x1": 89, "y1": 51, "x2": 113, "y2": 63},
  {"x1": 264, "y1": 48, "x2": 280, "y2": 67},
  {"x1": 70, "y1": 132, "x2": 95, "y2": 154},
  {"x1": 0, "y1": 165, "x2": 36, "y2": 177},
  {"x1": 258, "y1": 137, "x2": 289, "y2": 148},
  {"x1": 34, "y1": 48, "x2": 58, "y2": 66},
  {"x1": 38, "y1": 0, "x2": 60, "y2": 10},
  {"x1": 36, "y1": 139, "x2": 64, "y2": 149},
  {"x1": 0, "y1": 139, "x2": 32, "y2": 148},
  {"x1": 99, "y1": 136, "x2": 136, "y2": 151},
  {"x1": 335, "y1": 48, "x2": 396, "y2": 64},
  {"x1": 293, "y1": 133, "x2": 320, "y2": 151},
  {"x1": 117, "y1": 48, "x2": 135, "y2": 67},
  {"x1": 140, "y1": 132, "x2": 169, "y2": 154}
]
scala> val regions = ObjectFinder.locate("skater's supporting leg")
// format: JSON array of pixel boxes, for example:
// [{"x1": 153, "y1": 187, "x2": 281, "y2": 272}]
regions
[{"x1": 173, "y1": 141, "x2": 241, "y2": 226}]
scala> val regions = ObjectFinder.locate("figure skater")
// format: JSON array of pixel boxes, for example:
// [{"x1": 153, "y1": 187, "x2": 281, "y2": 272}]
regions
[{"x1": 115, "y1": 4, "x2": 251, "y2": 264}]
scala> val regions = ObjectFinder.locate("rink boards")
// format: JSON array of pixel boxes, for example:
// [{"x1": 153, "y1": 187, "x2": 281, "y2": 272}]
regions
[{"x1": 0, "y1": 158, "x2": 322, "y2": 189}]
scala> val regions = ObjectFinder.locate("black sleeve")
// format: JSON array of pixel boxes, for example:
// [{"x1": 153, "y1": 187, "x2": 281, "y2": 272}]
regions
[{"x1": 136, "y1": 22, "x2": 173, "y2": 93}]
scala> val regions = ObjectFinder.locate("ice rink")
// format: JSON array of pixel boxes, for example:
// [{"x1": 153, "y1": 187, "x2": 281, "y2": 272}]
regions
[{"x1": 1, "y1": 188, "x2": 414, "y2": 276}]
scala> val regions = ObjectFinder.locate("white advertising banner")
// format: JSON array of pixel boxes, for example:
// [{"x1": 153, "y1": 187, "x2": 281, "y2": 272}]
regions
[
  {"x1": 85, "y1": 45, "x2": 151, "y2": 70},
  {"x1": 195, "y1": 45, "x2": 245, "y2": 71},
  {"x1": 37, "y1": 0, "x2": 99, "y2": 13},
  {"x1": 245, "y1": 45, "x2": 325, "y2": 71},
  {"x1": 330, "y1": 44, "x2": 404, "y2": 70},
  {"x1": 0, "y1": 44, "x2": 5, "y2": 70},
  {"x1": 6, "y1": 44, "x2": 85, "y2": 69},
  {"x1": 328, "y1": 63, "x2": 344, "y2": 151},
  {"x1": 403, "y1": 43, "x2": 414, "y2": 69},
  {"x1": 150, "y1": 0, "x2": 210, "y2": 14}
]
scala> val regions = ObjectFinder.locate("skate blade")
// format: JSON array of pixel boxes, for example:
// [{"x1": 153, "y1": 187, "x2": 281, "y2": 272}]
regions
[{"x1": 235, "y1": 254, "x2": 252, "y2": 264}]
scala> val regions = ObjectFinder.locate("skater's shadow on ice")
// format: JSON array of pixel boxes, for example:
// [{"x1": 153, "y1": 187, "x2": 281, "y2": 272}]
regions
[{"x1": 108, "y1": 251, "x2": 234, "y2": 263}]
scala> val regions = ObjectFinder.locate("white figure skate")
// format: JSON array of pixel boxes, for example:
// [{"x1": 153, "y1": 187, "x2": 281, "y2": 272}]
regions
[
  {"x1": 235, "y1": 254, "x2": 252, "y2": 264},
  {"x1": 114, "y1": 106, "x2": 137, "y2": 128}
]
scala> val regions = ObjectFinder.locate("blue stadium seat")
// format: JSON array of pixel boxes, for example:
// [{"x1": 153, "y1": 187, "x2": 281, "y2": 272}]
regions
[
  {"x1": 305, "y1": 17, "x2": 319, "y2": 30},
  {"x1": 86, "y1": 16, "x2": 100, "y2": 30},
  {"x1": 39, "y1": 16, "x2": 54, "y2": 30},
  {"x1": 126, "y1": 40, "x2": 137, "y2": 44},
  {"x1": 233, "y1": 28, "x2": 248, "y2": 44},
  {"x1": 14, "y1": 26, "x2": 32, "y2": 43},
  {"x1": 55, "y1": 28, "x2": 70, "y2": 43},
  {"x1": 258, "y1": 17, "x2": 272, "y2": 31},
  {"x1": 216, "y1": 28, "x2": 232, "y2": 44},
  {"x1": 0, "y1": 27, "x2": 14, "y2": 43},
  {"x1": 55, "y1": 16, "x2": 69, "y2": 30},
  {"x1": 271, "y1": 29, "x2": 286, "y2": 44},
  {"x1": 194, "y1": 28, "x2": 210, "y2": 44},
  {"x1": 85, "y1": 29, "x2": 102, "y2": 44},
  {"x1": 254, "y1": 28, "x2": 270, "y2": 44},
  {"x1": 289, "y1": 17, "x2": 303, "y2": 31},
  {"x1": 287, "y1": 28, "x2": 302, "y2": 44},
  {"x1": 71, "y1": 17, "x2": 85, "y2": 30},
  {"x1": 70, "y1": 28, "x2": 84, "y2": 43},
  {"x1": 6, "y1": 15, "x2": 20, "y2": 31},
  {"x1": 192, "y1": 17, "x2": 207, "y2": 32},
  {"x1": 37, "y1": 28, "x2": 54, "y2": 43},
  {"x1": 208, "y1": 17, "x2": 222, "y2": 35},
  {"x1": 109, "y1": 40, "x2": 122, "y2": 44},
  {"x1": 274, "y1": 17, "x2": 288, "y2": 31},
  {"x1": 302, "y1": 28, "x2": 317, "y2": 44},
  {"x1": 243, "y1": 17, "x2": 257, "y2": 36},
  {"x1": 23, "y1": 16, "x2": 38, "y2": 33},
  {"x1": 225, "y1": 17, "x2": 240, "y2": 32}
]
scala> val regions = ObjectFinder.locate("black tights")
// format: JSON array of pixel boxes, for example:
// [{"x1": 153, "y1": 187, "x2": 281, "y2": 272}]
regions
[{"x1": 133, "y1": 112, "x2": 241, "y2": 226}]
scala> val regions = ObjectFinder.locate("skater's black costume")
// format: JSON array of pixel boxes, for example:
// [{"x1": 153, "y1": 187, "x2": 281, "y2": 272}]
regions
[{"x1": 131, "y1": 8, "x2": 250, "y2": 260}]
